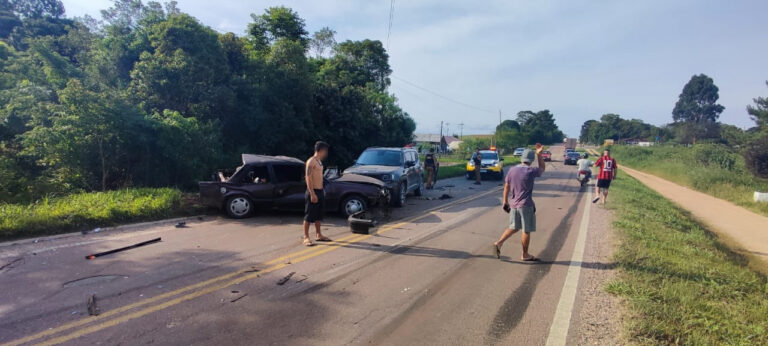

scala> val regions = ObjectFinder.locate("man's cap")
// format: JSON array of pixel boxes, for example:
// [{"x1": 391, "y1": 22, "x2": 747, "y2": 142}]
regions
[{"x1": 521, "y1": 149, "x2": 535, "y2": 163}]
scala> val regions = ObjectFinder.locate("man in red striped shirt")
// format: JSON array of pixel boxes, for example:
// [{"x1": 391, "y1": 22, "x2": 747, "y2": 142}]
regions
[{"x1": 592, "y1": 148, "x2": 617, "y2": 204}]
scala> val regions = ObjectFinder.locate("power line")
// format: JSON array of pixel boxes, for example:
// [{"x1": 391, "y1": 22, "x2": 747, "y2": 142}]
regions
[
  {"x1": 388, "y1": 0, "x2": 395, "y2": 48},
  {"x1": 391, "y1": 75, "x2": 496, "y2": 114}
]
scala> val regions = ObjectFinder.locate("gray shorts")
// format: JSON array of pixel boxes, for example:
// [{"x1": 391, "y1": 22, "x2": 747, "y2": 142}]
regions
[{"x1": 509, "y1": 206, "x2": 536, "y2": 233}]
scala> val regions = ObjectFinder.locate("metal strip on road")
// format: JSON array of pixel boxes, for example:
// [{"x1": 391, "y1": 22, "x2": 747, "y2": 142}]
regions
[
  {"x1": 4, "y1": 185, "x2": 504, "y2": 346},
  {"x1": 545, "y1": 189, "x2": 592, "y2": 346}
]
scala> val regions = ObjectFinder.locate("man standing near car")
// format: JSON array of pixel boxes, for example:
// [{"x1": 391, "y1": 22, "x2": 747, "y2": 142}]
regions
[
  {"x1": 593, "y1": 148, "x2": 617, "y2": 204},
  {"x1": 303, "y1": 141, "x2": 332, "y2": 246},
  {"x1": 424, "y1": 148, "x2": 438, "y2": 189},
  {"x1": 493, "y1": 146, "x2": 545, "y2": 261},
  {"x1": 473, "y1": 148, "x2": 483, "y2": 185}
]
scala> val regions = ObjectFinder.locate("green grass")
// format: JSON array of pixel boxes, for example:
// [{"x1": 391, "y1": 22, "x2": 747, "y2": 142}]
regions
[
  {"x1": 606, "y1": 176, "x2": 768, "y2": 344},
  {"x1": 611, "y1": 144, "x2": 768, "y2": 217},
  {"x1": 0, "y1": 188, "x2": 203, "y2": 240}
]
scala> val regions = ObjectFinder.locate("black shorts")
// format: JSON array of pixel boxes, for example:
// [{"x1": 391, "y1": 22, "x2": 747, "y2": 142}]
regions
[
  {"x1": 597, "y1": 179, "x2": 612, "y2": 189},
  {"x1": 304, "y1": 189, "x2": 325, "y2": 222}
]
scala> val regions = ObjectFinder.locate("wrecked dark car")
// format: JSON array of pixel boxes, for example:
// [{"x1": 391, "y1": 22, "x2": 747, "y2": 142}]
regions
[{"x1": 199, "y1": 154, "x2": 389, "y2": 218}]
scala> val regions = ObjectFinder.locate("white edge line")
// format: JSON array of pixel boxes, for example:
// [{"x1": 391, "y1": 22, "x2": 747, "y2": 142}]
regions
[{"x1": 545, "y1": 191, "x2": 591, "y2": 346}]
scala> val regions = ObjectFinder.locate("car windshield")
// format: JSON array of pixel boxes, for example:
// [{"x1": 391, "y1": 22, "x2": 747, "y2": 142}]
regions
[
  {"x1": 356, "y1": 150, "x2": 402, "y2": 166},
  {"x1": 480, "y1": 152, "x2": 498, "y2": 160},
  {"x1": 568, "y1": 152, "x2": 581, "y2": 157},
  {"x1": 515, "y1": 148, "x2": 524, "y2": 152}
]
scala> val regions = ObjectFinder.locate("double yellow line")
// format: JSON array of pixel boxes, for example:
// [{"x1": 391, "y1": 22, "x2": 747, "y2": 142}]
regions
[{"x1": 5, "y1": 187, "x2": 501, "y2": 346}]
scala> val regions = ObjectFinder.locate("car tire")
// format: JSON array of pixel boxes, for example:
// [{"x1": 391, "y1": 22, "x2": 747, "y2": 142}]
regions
[
  {"x1": 414, "y1": 178, "x2": 424, "y2": 196},
  {"x1": 225, "y1": 196, "x2": 252, "y2": 219},
  {"x1": 392, "y1": 182, "x2": 407, "y2": 207},
  {"x1": 340, "y1": 194, "x2": 367, "y2": 217},
  {"x1": 496, "y1": 172, "x2": 504, "y2": 180}
]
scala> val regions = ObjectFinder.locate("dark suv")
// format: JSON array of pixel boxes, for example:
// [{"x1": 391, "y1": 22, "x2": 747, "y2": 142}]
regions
[{"x1": 343, "y1": 147, "x2": 424, "y2": 207}]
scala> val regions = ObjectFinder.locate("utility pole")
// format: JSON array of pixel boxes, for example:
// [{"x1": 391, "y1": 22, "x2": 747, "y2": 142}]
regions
[
  {"x1": 439, "y1": 120, "x2": 443, "y2": 153},
  {"x1": 458, "y1": 123, "x2": 464, "y2": 139}
]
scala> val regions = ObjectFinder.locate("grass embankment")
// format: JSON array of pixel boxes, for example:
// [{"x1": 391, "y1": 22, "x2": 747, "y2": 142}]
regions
[
  {"x1": 0, "y1": 188, "x2": 202, "y2": 241},
  {"x1": 606, "y1": 176, "x2": 768, "y2": 344},
  {"x1": 610, "y1": 144, "x2": 768, "y2": 217}
]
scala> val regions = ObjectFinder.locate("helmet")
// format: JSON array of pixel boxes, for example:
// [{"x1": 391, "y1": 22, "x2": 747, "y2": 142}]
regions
[{"x1": 583, "y1": 153, "x2": 589, "y2": 158}]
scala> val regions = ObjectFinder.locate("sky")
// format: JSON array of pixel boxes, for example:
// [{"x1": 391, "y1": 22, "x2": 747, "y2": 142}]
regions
[{"x1": 62, "y1": 0, "x2": 768, "y2": 137}]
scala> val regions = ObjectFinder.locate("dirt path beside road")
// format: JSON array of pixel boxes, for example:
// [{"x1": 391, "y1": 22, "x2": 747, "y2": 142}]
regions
[{"x1": 618, "y1": 165, "x2": 768, "y2": 267}]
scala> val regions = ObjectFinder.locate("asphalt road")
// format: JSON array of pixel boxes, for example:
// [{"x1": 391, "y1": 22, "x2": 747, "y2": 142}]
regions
[{"x1": 0, "y1": 145, "x2": 597, "y2": 346}]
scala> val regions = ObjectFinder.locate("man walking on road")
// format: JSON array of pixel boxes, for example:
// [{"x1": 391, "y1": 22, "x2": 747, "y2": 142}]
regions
[
  {"x1": 473, "y1": 149, "x2": 483, "y2": 185},
  {"x1": 494, "y1": 145, "x2": 545, "y2": 261},
  {"x1": 303, "y1": 141, "x2": 332, "y2": 246},
  {"x1": 593, "y1": 148, "x2": 617, "y2": 204}
]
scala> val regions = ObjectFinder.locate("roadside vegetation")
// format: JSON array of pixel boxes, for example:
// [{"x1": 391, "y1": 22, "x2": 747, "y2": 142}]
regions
[
  {"x1": 611, "y1": 144, "x2": 768, "y2": 217},
  {"x1": 606, "y1": 175, "x2": 768, "y2": 344},
  {"x1": 0, "y1": 188, "x2": 202, "y2": 240}
]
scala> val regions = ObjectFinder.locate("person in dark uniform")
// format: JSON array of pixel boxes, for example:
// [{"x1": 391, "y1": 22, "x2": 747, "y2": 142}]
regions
[
  {"x1": 424, "y1": 148, "x2": 438, "y2": 189},
  {"x1": 473, "y1": 149, "x2": 483, "y2": 185},
  {"x1": 303, "y1": 141, "x2": 331, "y2": 246}
]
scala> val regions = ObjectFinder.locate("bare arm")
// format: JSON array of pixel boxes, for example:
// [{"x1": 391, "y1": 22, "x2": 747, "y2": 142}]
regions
[
  {"x1": 536, "y1": 147, "x2": 545, "y2": 176},
  {"x1": 305, "y1": 161, "x2": 316, "y2": 197},
  {"x1": 502, "y1": 182, "x2": 510, "y2": 206}
]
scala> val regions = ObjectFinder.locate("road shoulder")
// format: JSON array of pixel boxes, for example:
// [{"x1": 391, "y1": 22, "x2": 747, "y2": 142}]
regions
[{"x1": 569, "y1": 196, "x2": 624, "y2": 345}]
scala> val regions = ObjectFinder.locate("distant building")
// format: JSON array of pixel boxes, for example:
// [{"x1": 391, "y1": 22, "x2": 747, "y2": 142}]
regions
[
  {"x1": 412, "y1": 134, "x2": 441, "y2": 152},
  {"x1": 442, "y1": 135, "x2": 462, "y2": 152}
]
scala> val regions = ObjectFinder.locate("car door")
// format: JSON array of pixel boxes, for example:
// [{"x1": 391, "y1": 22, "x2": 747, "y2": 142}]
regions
[
  {"x1": 236, "y1": 165, "x2": 275, "y2": 207},
  {"x1": 271, "y1": 164, "x2": 307, "y2": 210},
  {"x1": 405, "y1": 151, "x2": 419, "y2": 190}
]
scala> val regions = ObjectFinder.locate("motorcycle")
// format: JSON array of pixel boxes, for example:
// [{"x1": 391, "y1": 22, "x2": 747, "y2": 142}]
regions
[{"x1": 577, "y1": 170, "x2": 591, "y2": 187}]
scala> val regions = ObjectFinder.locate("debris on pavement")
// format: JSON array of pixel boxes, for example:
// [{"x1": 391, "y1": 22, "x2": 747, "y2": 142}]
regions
[
  {"x1": 243, "y1": 267, "x2": 260, "y2": 273},
  {"x1": 87, "y1": 294, "x2": 100, "y2": 316},
  {"x1": 81, "y1": 227, "x2": 102, "y2": 235},
  {"x1": 439, "y1": 194, "x2": 452, "y2": 200},
  {"x1": 174, "y1": 222, "x2": 186, "y2": 228},
  {"x1": 0, "y1": 258, "x2": 23, "y2": 271},
  {"x1": 230, "y1": 293, "x2": 248, "y2": 303},
  {"x1": 85, "y1": 237, "x2": 162, "y2": 260},
  {"x1": 276, "y1": 272, "x2": 296, "y2": 285}
]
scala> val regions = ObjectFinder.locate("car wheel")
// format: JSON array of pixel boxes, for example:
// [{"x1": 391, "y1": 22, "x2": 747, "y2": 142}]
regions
[
  {"x1": 225, "y1": 196, "x2": 252, "y2": 219},
  {"x1": 341, "y1": 195, "x2": 367, "y2": 217},
  {"x1": 392, "y1": 182, "x2": 407, "y2": 207},
  {"x1": 414, "y1": 178, "x2": 424, "y2": 196}
]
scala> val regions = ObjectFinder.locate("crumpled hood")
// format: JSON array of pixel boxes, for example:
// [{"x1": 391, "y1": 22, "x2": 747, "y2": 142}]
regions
[
  {"x1": 343, "y1": 165, "x2": 399, "y2": 175},
  {"x1": 334, "y1": 173, "x2": 385, "y2": 187}
]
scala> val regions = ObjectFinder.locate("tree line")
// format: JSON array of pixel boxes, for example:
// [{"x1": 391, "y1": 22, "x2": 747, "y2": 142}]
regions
[
  {"x1": 579, "y1": 73, "x2": 768, "y2": 178},
  {"x1": 0, "y1": 0, "x2": 415, "y2": 203},
  {"x1": 456, "y1": 109, "x2": 565, "y2": 156}
]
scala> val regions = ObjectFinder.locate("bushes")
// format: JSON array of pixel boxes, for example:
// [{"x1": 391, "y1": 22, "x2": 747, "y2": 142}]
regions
[
  {"x1": 745, "y1": 135, "x2": 768, "y2": 179},
  {"x1": 0, "y1": 188, "x2": 202, "y2": 240}
]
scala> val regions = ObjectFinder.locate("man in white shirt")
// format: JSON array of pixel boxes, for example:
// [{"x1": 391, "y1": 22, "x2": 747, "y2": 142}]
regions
[{"x1": 577, "y1": 153, "x2": 593, "y2": 180}]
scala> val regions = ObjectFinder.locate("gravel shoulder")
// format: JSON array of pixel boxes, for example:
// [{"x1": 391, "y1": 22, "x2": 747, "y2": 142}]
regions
[{"x1": 570, "y1": 199, "x2": 624, "y2": 345}]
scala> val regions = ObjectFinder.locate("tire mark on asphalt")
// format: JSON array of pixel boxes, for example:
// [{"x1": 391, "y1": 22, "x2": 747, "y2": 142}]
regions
[{"x1": 484, "y1": 185, "x2": 582, "y2": 344}]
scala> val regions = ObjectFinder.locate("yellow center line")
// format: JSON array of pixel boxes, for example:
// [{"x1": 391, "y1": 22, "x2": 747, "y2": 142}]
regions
[{"x1": 7, "y1": 186, "x2": 501, "y2": 346}]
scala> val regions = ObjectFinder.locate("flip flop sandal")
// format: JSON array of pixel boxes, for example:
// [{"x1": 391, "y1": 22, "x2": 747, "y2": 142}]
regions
[
  {"x1": 521, "y1": 255, "x2": 539, "y2": 262},
  {"x1": 592, "y1": 196, "x2": 600, "y2": 203},
  {"x1": 302, "y1": 237, "x2": 314, "y2": 247},
  {"x1": 494, "y1": 244, "x2": 501, "y2": 259},
  {"x1": 316, "y1": 236, "x2": 332, "y2": 242}
]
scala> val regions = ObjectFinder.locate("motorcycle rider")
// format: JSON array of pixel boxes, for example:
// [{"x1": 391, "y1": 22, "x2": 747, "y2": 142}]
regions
[{"x1": 576, "y1": 153, "x2": 593, "y2": 182}]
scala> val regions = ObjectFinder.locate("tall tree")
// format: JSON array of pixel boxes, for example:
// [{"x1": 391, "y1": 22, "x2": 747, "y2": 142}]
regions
[
  {"x1": 248, "y1": 6, "x2": 308, "y2": 50},
  {"x1": 309, "y1": 26, "x2": 335, "y2": 58},
  {"x1": 747, "y1": 81, "x2": 768, "y2": 132},
  {"x1": 672, "y1": 74, "x2": 724, "y2": 144}
]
